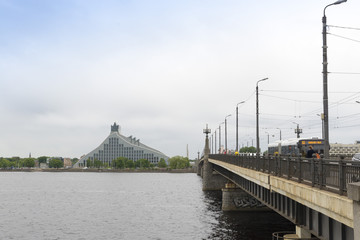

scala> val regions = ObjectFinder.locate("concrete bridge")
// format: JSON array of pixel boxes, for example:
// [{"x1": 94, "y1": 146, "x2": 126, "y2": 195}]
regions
[{"x1": 197, "y1": 132, "x2": 360, "y2": 240}]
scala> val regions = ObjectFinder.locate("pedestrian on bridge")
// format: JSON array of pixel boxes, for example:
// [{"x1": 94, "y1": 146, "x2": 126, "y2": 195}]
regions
[{"x1": 306, "y1": 146, "x2": 316, "y2": 158}]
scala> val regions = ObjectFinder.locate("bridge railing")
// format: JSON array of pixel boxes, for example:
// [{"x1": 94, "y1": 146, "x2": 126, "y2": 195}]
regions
[{"x1": 209, "y1": 154, "x2": 360, "y2": 195}]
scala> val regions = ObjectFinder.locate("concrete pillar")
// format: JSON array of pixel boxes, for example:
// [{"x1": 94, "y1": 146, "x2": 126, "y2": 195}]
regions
[
  {"x1": 347, "y1": 182, "x2": 360, "y2": 240},
  {"x1": 222, "y1": 182, "x2": 246, "y2": 211},
  {"x1": 202, "y1": 130, "x2": 227, "y2": 191},
  {"x1": 202, "y1": 160, "x2": 227, "y2": 191},
  {"x1": 222, "y1": 182, "x2": 269, "y2": 211},
  {"x1": 196, "y1": 160, "x2": 201, "y2": 176},
  {"x1": 296, "y1": 225, "x2": 311, "y2": 238}
]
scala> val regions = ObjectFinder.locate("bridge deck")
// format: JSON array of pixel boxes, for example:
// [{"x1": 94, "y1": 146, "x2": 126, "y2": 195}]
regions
[{"x1": 209, "y1": 158, "x2": 353, "y2": 228}]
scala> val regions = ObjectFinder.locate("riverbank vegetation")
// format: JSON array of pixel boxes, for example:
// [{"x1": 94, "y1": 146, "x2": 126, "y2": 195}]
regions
[
  {"x1": 0, "y1": 157, "x2": 36, "y2": 168},
  {"x1": 0, "y1": 155, "x2": 191, "y2": 171},
  {"x1": 85, "y1": 156, "x2": 190, "y2": 170}
]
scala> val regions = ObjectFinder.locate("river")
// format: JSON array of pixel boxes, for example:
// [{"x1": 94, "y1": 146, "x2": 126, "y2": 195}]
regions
[{"x1": 0, "y1": 172, "x2": 293, "y2": 239}]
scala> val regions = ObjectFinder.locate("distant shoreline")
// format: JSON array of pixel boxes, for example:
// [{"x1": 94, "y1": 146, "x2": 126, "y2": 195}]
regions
[{"x1": 0, "y1": 168, "x2": 196, "y2": 173}]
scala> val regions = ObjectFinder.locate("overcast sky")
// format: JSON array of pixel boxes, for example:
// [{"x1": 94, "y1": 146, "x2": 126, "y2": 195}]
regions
[{"x1": 1, "y1": 0, "x2": 360, "y2": 159}]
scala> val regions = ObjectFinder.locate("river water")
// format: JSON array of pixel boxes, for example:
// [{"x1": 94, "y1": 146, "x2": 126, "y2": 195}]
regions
[{"x1": 0, "y1": 172, "x2": 293, "y2": 240}]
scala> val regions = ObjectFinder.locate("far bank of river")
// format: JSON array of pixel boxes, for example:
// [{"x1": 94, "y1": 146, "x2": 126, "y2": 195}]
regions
[{"x1": 0, "y1": 167, "x2": 196, "y2": 173}]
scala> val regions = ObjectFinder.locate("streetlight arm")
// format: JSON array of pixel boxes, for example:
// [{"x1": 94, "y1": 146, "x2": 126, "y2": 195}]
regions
[
  {"x1": 237, "y1": 101, "x2": 245, "y2": 107},
  {"x1": 256, "y1": 78, "x2": 269, "y2": 87},
  {"x1": 324, "y1": 0, "x2": 347, "y2": 16}
]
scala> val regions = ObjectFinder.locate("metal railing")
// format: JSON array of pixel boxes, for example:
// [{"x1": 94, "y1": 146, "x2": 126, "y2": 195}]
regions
[{"x1": 209, "y1": 154, "x2": 360, "y2": 195}]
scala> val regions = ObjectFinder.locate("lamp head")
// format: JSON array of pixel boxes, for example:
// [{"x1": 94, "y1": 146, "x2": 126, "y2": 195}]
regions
[
  {"x1": 256, "y1": 77, "x2": 269, "y2": 86},
  {"x1": 333, "y1": 0, "x2": 347, "y2": 4}
]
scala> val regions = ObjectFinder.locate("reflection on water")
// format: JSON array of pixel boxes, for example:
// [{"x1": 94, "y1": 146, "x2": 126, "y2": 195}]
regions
[
  {"x1": 202, "y1": 191, "x2": 294, "y2": 240},
  {"x1": 0, "y1": 172, "x2": 294, "y2": 240}
]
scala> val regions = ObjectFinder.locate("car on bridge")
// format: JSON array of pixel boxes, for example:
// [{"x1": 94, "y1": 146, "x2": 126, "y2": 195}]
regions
[{"x1": 352, "y1": 153, "x2": 360, "y2": 161}]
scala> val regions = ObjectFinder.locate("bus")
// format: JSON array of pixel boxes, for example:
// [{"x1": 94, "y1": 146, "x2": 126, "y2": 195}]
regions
[{"x1": 268, "y1": 137, "x2": 325, "y2": 157}]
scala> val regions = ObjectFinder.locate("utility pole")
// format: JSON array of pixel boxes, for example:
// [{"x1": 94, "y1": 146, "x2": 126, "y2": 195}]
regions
[
  {"x1": 277, "y1": 128, "x2": 282, "y2": 140},
  {"x1": 322, "y1": 0, "x2": 347, "y2": 158},
  {"x1": 225, "y1": 114, "x2": 231, "y2": 154},
  {"x1": 256, "y1": 78, "x2": 268, "y2": 156},
  {"x1": 293, "y1": 122, "x2": 302, "y2": 138},
  {"x1": 219, "y1": 122, "x2": 224, "y2": 153},
  {"x1": 214, "y1": 129, "x2": 217, "y2": 154},
  {"x1": 236, "y1": 101, "x2": 245, "y2": 153}
]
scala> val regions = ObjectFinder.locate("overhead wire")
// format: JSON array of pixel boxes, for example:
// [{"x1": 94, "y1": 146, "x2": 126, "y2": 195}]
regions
[
  {"x1": 327, "y1": 32, "x2": 360, "y2": 43},
  {"x1": 327, "y1": 25, "x2": 360, "y2": 31},
  {"x1": 329, "y1": 72, "x2": 360, "y2": 75},
  {"x1": 262, "y1": 90, "x2": 360, "y2": 94}
]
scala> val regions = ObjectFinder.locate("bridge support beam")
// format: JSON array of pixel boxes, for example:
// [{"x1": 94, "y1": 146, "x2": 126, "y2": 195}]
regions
[
  {"x1": 222, "y1": 182, "x2": 268, "y2": 211},
  {"x1": 347, "y1": 182, "x2": 360, "y2": 240}
]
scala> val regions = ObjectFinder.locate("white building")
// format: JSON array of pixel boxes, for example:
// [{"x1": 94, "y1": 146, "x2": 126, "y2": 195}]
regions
[{"x1": 330, "y1": 142, "x2": 360, "y2": 158}]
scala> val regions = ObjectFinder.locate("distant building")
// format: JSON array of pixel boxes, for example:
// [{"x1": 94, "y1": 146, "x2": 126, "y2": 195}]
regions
[
  {"x1": 40, "y1": 163, "x2": 48, "y2": 169},
  {"x1": 63, "y1": 158, "x2": 72, "y2": 168},
  {"x1": 330, "y1": 142, "x2": 360, "y2": 158},
  {"x1": 74, "y1": 122, "x2": 168, "y2": 167}
]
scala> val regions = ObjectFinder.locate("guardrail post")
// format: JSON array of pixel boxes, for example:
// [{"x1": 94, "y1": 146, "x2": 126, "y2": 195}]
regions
[
  {"x1": 287, "y1": 157, "x2": 290, "y2": 180},
  {"x1": 319, "y1": 158, "x2": 324, "y2": 190},
  {"x1": 278, "y1": 155, "x2": 282, "y2": 177},
  {"x1": 339, "y1": 159, "x2": 345, "y2": 195},
  {"x1": 311, "y1": 158, "x2": 315, "y2": 187},
  {"x1": 297, "y1": 156, "x2": 301, "y2": 183},
  {"x1": 275, "y1": 155, "x2": 279, "y2": 176},
  {"x1": 262, "y1": 156, "x2": 266, "y2": 173}
]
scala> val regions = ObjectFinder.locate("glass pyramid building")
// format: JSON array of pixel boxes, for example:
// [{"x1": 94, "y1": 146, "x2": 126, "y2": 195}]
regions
[{"x1": 74, "y1": 122, "x2": 168, "y2": 167}]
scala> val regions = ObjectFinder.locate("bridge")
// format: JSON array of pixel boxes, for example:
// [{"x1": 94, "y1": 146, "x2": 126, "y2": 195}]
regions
[{"x1": 197, "y1": 132, "x2": 360, "y2": 240}]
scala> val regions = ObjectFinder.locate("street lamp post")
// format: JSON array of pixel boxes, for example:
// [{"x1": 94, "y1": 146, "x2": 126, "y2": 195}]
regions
[
  {"x1": 323, "y1": 0, "x2": 347, "y2": 158},
  {"x1": 219, "y1": 122, "x2": 224, "y2": 153},
  {"x1": 265, "y1": 131, "x2": 270, "y2": 144},
  {"x1": 225, "y1": 114, "x2": 231, "y2": 154},
  {"x1": 256, "y1": 78, "x2": 269, "y2": 156},
  {"x1": 236, "y1": 101, "x2": 245, "y2": 153},
  {"x1": 317, "y1": 113, "x2": 325, "y2": 139},
  {"x1": 214, "y1": 129, "x2": 217, "y2": 154},
  {"x1": 276, "y1": 128, "x2": 282, "y2": 140}
]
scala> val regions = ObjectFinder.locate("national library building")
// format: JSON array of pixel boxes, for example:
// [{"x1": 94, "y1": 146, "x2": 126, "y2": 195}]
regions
[{"x1": 74, "y1": 123, "x2": 168, "y2": 167}]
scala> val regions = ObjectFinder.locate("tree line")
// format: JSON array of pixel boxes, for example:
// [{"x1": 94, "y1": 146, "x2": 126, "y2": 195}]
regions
[
  {"x1": 0, "y1": 155, "x2": 191, "y2": 170},
  {"x1": 85, "y1": 156, "x2": 190, "y2": 170},
  {"x1": 0, "y1": 156, "x2": 78, "y2": 169}
]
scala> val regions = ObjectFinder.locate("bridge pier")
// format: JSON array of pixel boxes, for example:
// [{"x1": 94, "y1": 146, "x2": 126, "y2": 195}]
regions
[
  {"x1": 196, "y1": 159, "x2": 201, "y2": 176},
  {"x1": 202, "y1": 159, "x2": 227, "y2": 191},
  {"x1": 202, "y1": 125, "x2": 228, "y2": 191},
  {"x1": 222, "y1": 182, "x2": 268, "y2": 211}
]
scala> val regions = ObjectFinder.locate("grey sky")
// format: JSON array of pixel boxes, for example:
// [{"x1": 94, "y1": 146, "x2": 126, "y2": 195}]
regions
[{"x1": 1, "y1": 0, "x2": 359, "y2": 159}]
